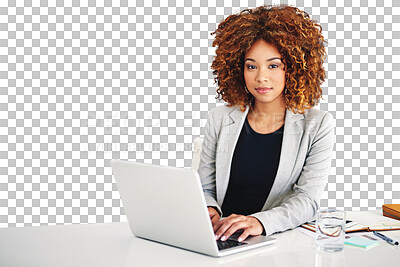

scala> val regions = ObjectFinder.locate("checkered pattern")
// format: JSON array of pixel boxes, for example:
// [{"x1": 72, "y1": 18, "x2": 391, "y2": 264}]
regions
[{"x1": 0, "y1": 0, "x2": 399, "y2": 227}]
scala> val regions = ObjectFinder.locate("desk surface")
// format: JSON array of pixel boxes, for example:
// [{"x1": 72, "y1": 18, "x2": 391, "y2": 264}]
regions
[{"x1": 0, "y1": 210, "x2": 399, "y2": 267}]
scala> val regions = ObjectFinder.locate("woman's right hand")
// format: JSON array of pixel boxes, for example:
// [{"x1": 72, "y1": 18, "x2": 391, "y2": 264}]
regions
[{"x1": 208, "y1": 207, "x2": 221, "y2": 226}]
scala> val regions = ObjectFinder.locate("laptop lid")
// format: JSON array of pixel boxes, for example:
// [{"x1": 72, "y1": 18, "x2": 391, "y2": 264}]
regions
[{"x1": 110, "y1": 159, "x2": 219, "y2": 256}]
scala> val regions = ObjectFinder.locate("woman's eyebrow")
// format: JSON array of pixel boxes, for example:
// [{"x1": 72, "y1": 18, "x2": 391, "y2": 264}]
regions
[{"x1": 245, "y1": 57, "x2": 282, "y2": 62}]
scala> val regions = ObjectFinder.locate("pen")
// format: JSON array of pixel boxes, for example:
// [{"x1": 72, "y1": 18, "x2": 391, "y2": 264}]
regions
[{"x1": 372, "y1": 231, "x2": 399, "y2": 246}]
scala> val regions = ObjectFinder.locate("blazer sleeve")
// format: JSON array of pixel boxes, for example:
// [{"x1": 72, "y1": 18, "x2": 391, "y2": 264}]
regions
[
  {"x1": 197, "y1": 109, "x2": 222, "y2": 215},
  {"x1": 250, "y1": 112, "x2": 335, "y2": 236}
]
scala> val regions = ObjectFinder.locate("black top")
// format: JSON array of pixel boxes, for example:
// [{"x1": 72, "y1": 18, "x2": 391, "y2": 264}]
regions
[{"x1": 221, "y1": 116, "x2": 284, "y2": 217}]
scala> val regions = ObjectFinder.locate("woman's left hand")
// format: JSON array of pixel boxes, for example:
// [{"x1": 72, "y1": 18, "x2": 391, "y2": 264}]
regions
[{"x1": 213, "y1": 214, "x2": 264, "y2": 242}]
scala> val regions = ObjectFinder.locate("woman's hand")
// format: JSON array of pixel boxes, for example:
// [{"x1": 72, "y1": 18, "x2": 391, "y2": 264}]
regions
[
  {"x1": 214, "y1": 214, "x2": 264, "y2": 242},
  {"x1": 208, "y1": 207, "x2": 221, "y2": 226}
]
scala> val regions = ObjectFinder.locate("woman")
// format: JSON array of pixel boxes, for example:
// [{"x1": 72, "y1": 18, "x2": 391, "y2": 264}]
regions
[{"x1": 198, "y1": 4, "x2": 334, "y2": 243}]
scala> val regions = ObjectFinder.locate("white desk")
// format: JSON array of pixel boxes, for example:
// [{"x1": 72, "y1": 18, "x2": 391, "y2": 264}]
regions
[{"x1": 0, "y1": 210, "x2": 399, "y2": 267}]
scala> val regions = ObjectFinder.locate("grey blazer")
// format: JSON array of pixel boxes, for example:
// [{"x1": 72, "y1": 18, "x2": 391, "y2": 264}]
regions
[{"x1": 198, "y1": 104, "x2": 334, "y2": 236}]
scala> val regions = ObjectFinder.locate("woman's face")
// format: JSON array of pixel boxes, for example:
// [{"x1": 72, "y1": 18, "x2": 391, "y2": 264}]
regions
[{"x1": 243, "y1": 39, "x2": 286, "y2": 107}]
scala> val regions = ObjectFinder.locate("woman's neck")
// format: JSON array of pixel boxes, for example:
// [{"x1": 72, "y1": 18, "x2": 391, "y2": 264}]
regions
[{"x1": 251, "y1": 99, "x2": 286, "y2": 122}]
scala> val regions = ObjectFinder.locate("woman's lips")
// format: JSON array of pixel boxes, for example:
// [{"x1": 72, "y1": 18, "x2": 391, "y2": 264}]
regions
[{"x1": 255, "y1": 87, "x2": 272, "y2": 94}]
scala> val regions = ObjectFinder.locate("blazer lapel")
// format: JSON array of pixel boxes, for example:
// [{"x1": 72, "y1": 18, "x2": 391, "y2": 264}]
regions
[
  {"x1": 216, "y1": 106, "x2": 249, "y2": 205},
  {"x1": 261, "y1": 109, "x2": 304, "y2": 210}
]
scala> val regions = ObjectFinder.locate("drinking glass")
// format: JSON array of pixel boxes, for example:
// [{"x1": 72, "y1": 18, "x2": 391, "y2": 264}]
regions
[{"x1": 315, "y1": 209, "x2": 346, "y2": 252}]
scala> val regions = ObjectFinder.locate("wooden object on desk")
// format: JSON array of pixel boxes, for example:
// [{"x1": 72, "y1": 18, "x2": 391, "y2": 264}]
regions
[{"x1": 382, "y1": 204, "x2": 400, "y2": 221}]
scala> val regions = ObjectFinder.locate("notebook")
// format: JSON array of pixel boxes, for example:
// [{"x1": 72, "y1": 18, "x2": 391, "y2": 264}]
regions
[
  {"x1": 110, "y1": 159, "x2": 276, "y2": 257},
  {"x1": 301, "y1": 221, "x2": 400, "y2": 233},
  {"x1": 345, "y1": 222, "x2": 400, "y2": 233}
]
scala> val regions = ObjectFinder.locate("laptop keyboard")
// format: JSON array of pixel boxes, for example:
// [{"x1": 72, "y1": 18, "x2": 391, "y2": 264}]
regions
[{"x1": 217, "y1": 239, "x2": 247, "y2": 250}]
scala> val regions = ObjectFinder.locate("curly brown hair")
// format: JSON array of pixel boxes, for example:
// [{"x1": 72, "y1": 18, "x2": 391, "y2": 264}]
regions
[{"x1": 210, "y1": 4, "x2": 327, "y2": 114}]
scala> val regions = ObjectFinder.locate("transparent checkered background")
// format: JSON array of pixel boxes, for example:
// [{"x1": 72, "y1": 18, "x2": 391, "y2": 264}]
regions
[{"x1": 0, "y1": 0, "x2": 399, "y2": 227}]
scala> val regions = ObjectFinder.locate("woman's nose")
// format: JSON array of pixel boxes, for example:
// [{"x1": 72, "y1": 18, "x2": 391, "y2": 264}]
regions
[{"x1": 256, "y1": 68, "x2": 269, "y2": 82}]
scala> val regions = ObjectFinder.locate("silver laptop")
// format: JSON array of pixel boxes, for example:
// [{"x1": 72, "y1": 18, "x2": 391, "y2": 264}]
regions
[{"x1": 110, "y1": 159, "x2": 276, "y2": 257}]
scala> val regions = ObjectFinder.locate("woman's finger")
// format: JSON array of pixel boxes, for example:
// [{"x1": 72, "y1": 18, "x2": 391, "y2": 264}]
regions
[
  {"x1": 237, "y1": 228, "x2": 252, "y2": 242},
  {"x1": 219, "y1": 221, "x2": 248, "y2": 241},
  {"x1": 214, "y1": 215, "x2": 245, "y2": 239},
  {"x1": 213, "y1": 214, "x2": 237, "y2": 235}
]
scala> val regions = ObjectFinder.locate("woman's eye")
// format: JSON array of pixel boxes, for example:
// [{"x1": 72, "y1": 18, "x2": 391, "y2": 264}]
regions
[
  {"x1": 246, "y1": 65, "x2": 256, "y2": 70},
  {"x1": 269, "y1": 64, "x2": 278, "y2": 69}
]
